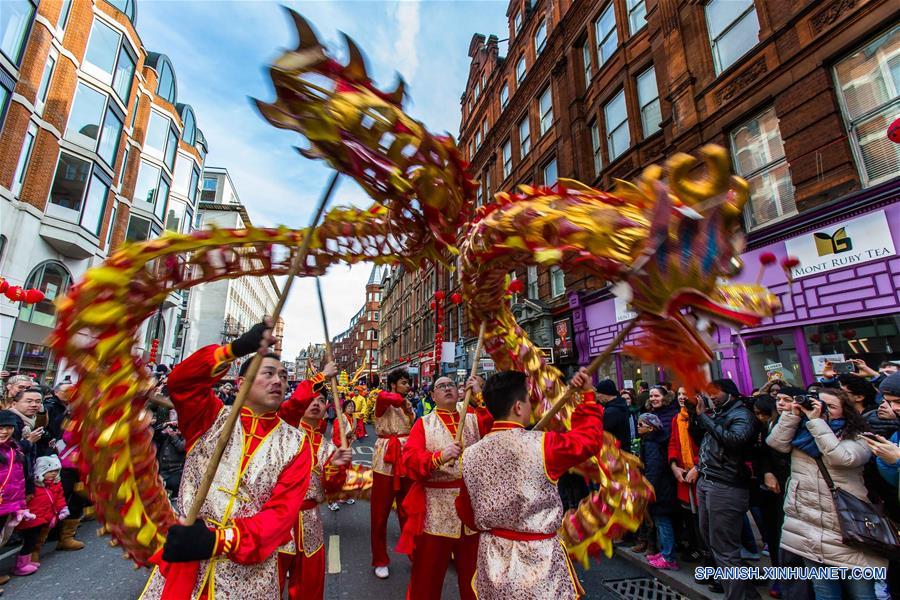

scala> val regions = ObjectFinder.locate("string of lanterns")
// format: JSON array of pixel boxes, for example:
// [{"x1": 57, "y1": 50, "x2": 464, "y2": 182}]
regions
[{"x1": 0, "y1": 277, "x2": 45, "y2": 304}]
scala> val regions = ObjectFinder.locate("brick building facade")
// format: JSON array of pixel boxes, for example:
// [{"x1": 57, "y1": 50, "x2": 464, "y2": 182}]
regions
[
  {"x1": 331, "y1": 265, "x2": 383, "y2": 386},
  {"x1": 456, "y1": 0, "x2": 899, "y2": 389},
  {"x1": 1, "y1": 0, "x2": 209, "y2": 381}
]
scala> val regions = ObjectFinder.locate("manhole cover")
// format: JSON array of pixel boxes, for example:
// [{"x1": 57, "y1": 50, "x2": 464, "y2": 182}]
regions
[{"x1": 603, "y1": 577, "x2": 689, "y2": 600}]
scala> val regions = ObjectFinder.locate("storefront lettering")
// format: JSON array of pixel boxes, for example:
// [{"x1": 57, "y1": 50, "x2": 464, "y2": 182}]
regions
[{"x1": 792, "y1": 246, "x2": 892, "y2": 278}]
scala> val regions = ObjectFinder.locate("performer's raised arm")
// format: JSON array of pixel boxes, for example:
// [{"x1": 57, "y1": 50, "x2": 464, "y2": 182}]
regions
[
  {"x1": 542, "y1": 369, "x2": 604, "y2": 481},
  {"x1": 279, "y1": 361, "x2": 336, "y2": 427}
]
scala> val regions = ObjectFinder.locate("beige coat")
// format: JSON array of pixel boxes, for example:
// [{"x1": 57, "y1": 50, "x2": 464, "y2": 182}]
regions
[{"x1": 766, "y1": 413, "x2": 887, "y2": 569}]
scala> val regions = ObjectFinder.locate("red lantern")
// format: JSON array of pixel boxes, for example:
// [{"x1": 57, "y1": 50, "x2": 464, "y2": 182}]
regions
[
  {"x1": 149, "y1": 338, "x2": 160, "y2": 364},
  {"x1": 758, "y1": 252, "x2": 777, "y2": 266},
  {"x1": 23, "y1": 289, "x2": 45, "y2": 304},
  {"x1": 0, "y1": 278, "x2": 7, "y2": 294},
  {"x1": 781, "y1": 256, "x2": 800, "y2": 270},
  {"x1": 507, "y1": 279, "x2": 525, "y2": 295},
  {"x1": 842, "y1": 329, "x2": 857, "y2": 339},
  {"x1": 4, "y1": 286, "x2": 25, "y2": 302},
  {"x1": 450, "y1": 292, "x2": 462, "y2": 305},
  {"x1": 889, "y1": 116, "x2": 900, "y2": 144},
  {"x1": 437, "y1": 324, "x2": 444, "y2": 333},
  {"x1": 434, "y1": 291, "x2": 445, "y2": 302},
  {"x1": 825, "y1": 332, "x2": 838, "y2": 343},
  {"x1": 810, "y1": 333, "x2": 821, "y2": 344},
  {"x1": 773, "y1": 338, "x2": 784, "y2": 346}
]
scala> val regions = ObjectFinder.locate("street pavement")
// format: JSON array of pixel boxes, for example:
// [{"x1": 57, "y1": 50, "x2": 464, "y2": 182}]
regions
[{"x1": 2, "y1": 425, "x2": 666, "y2": 599}]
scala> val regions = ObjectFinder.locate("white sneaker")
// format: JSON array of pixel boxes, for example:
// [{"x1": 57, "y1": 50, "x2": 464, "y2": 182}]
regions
[
  {"x1": 328, "y1": 503, "x2": 340, "y2": 511},
  {"x1": 374, "y1": 566, "x2": 389, "y2": 579},
  {"x1": 345, "y1": 498, "x2": 355, "y2": 505}
]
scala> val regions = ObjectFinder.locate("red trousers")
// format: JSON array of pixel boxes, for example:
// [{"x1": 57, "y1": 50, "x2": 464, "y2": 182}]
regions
[
  {"x1": 370, "y1": 471, "x2": 412, "y2": 567},
  {"x1": 278, "y1": 547, "x2": 326, "y2": 600},
  {"x1": 406, "y1": 532, "x2": 478, "y2": 600}
]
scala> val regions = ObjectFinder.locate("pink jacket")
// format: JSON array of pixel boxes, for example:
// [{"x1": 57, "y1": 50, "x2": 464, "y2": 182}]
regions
[{"x1": 0, "y1": 441, "x2": 27, "y2": 517}]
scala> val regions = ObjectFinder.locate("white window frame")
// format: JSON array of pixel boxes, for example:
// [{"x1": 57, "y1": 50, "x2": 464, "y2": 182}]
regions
[
  {"x1": 535, "y1": 19, "x2": 547, "y2": 55},
  {"x1": 518, "y1": 115, "x2": 531, "y2": 155},
  {"x1": 729, "y1": 107, "x2": 797, "y2": 230},
  {"x1": 705, "y1": 0, "x2": 760, "y2": 75},
  {"x1": 516, "y1": 56, "x2": 527, "y2": 84},
  {"x1": 604, "y1": 88, "x2": 630, "y2": 161},
  {"x1": 45, "y1": 150, "x2": 111, "y2": 237},
  {"x1": 500, "y1": 83, "x2": 509, "y2": 109},
  {"x1": 636, "y1": 67, "x2": 661, "y2": 138},
  {"x1": 12, "y1": 122, "x2": 38, "y2": 196},
  {"x1": 514, "y1": 12, "x2": 523, "y2": 34},
  {"x1": 550, "y1": 266, "x2": 565, "y2": 298},
  {"x1": 526, "y1": 265, "x2": 538, "y2": 299},
  {"x1": 582, "y1": 42, "x2": 592, "y2": 87},
  {"x1": 590, "y1": 120, "x2": 602, "y2": 175},
  {"x1": 539, "y1": 86, "x2": 553, "y2": 136},
  {"x1": 81, "y1": 14, "x2": 135, "y2": 104},
  {"x1": 832, "y1": 26, "x2": 900, "y2": 187},
  {"x1": 627, "y1": 0, "x2": 647, "y2": 35},
  {"x1": 35, "y1": 49, "x2": 57, "y2": 115},
  {"x1": 502, "y1": 140, "x2": 512, "y2": 178},
  {"x1": 595, "y1": 4, "x2": 618, "y2": 68},
  {"x1": 543, "y1": 157, "x2": 558, "y2": 186}
]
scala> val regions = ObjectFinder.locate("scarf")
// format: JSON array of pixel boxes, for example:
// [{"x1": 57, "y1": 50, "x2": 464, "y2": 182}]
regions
[
  {"x1": 791, "y1": 418, "x2": 845, "y2": 458},
  {"x1": 677, "y1": 407, "x2": 695, "y2": 470},
  {"x1": 8, "y1": 407, "x2": 36, "y2": 432}
]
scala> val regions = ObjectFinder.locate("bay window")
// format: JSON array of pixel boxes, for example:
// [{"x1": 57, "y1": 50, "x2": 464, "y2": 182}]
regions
[
  {"x1": 125, "y1": 214, "x2": 151, "y2": 242},
  {"x1": 47, "y1": 152, "x2": 111, "y2": 236},
  {"x1": 84, "y1": 17, "x2": 135, "y2": 103},
  {"x1": 65, "y1": 82, "x2": 123, "y2": 167},
  {"x1": 1, "y1": 0, "x2": 35, "y2": 66}
]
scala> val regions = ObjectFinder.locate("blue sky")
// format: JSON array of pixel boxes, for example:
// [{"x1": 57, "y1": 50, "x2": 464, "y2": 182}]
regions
[{"x1": 136, "y1": 1, "x2": 508, "y2": 360}]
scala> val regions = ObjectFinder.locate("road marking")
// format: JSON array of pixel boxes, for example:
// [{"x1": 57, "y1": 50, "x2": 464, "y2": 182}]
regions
[{"x1": 327, "y1": 534, "x2": 341, "y2": 574}]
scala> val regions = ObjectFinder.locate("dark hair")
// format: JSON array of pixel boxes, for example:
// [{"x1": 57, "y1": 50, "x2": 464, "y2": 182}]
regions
[
  {"x1": 753, "y1": 395, "x2": 777, "y2": 416},
  {"x1": 387, "y1": 369, "x2": 410, "y2": 388},
  {"x1": 778, "y1": 386, "x2": 806, "y2": 398},
  {"x1": 838, "y1": 373, "x2": 877, "y2": 408},
  {"x1": 12, "y1": 388, "x2": 42, "y2": 404},
  {"x1": 238, "y1": 353, "x2": 281, "y2": 377},
  {"x1": 880, "y1": 361, "x2": 898, "y2": 369},
  {"x1": 818, "y1": 388, "x2": 869, "y2": 439},
  {"x1": 343, "y1": 399, "x2": 356, "y2": 412},
  {"x1": 483, "y1": 371, "x2": 528, "y2": 420},
  {"x1": 639, "y1": 382, "x2": 649, "y2": 390}
]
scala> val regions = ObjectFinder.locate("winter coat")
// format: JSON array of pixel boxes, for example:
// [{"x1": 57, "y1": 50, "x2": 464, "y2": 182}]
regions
[
  {"x1": 0, "y1": 440, "x2": 27, "y2": 517},
  {"x1": 57, "y1": 429, "x2": 80, "y2": 471},
  {"x1": 43, "y1": 395, "x2": 68, "y2": 446},
  {"x1": 602, "y1": 396, "x2": 631, "y2": 451},
  {"x1": 641, "y1": 428, "x2": 676, "y2": 517},
  {"x1": 689, "y1": 396, "x2": 756, "y2": 487},
  {"x1": 17, "y1": 479, "x2": 67, "y2": 530},
  {"x1": 766, "y1": 413, "x2": 887, "y2": 569},
  {"x1": 10, "y1": 411, "x2": 38, "y2": 495},
  {"x1": 157, "y1": 431, "x2": 186, "y2": 477},
  {"x1": 650, "y1": 402, "x2": 679, "y2": 439},
  {"x1": 667, "y1": 410, "x2": 700, "y2": 505}
]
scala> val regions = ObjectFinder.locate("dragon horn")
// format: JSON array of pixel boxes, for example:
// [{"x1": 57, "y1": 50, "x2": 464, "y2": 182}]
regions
[
  {"x1": 286, "y1": 8, "x2": 322, "y2": 51},
  {"x1": 386, "y1": 77, "x2": 407, "y2": 106},
  {"x1": 341, "y1": 32, "x2": 369, "y2": 81}
]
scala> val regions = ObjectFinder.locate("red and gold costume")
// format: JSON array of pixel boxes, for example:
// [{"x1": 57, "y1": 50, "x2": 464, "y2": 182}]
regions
[
  {"x1": 398, "y1": 403, "x2": 492, "y2": 600},
  {"x1": 141, "y1": 345, "x2": 312, "y2": 600},
  {"x1": 276, "y1": 378, "x2": 348, "y2": 600},
  {"x1": 455, "y1": 395, "x2": 603, "y2": 600},
  {"x1": 332, "y1": 413, "x2": 358, "y2": 447},
  {"x1": 370, "y1": 390, "x2": 414, "y2": 568}
]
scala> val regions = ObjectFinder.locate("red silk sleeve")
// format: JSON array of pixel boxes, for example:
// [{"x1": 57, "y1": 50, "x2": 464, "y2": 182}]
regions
[
  {"x1": 472, "y1": 405, "x2": 493, "y2": 437},
  {"x1": 543, "y1": 393, "x2": 604, "y2": 481},
  {"x1": 279, "y1": 379, "x2": 318, "y2": 428},
  {"x1": 454, "y1": 481, "x2": 478, "y2": 531},
  {"x1": 322, "y1": 449, "x2": 349, "y2": 494},
  {"x1": 401, "y1": 420, "x2": 440, "y2": 481},
  {"x1": 167, "y1": 345, "x2": 231, "y2": 449},
  {"x1": 228, "y1": 437, "x2": 312, "y2": 565},
  {"x1": 375, "y1": 391, "x2": 405, "y2": 417}
]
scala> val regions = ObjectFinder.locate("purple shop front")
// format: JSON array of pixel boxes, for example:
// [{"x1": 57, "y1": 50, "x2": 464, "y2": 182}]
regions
[{"x1": 572, "y1": 181, "x2": 900, "y2": 393}]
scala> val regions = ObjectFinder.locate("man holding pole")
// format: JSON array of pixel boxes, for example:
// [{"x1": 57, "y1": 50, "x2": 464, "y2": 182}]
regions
[
  {"x1": 370, "y1": 368, "x2": 415, "y2": 579},
  {"x1": 455, "y1": 369, "x2": 603, "y2": 600},
  {"x1": 141, "y1": 319, "x2": 312, "y2": 600},
  {"x1": 397, "y1": 375, "x2": 492, "y2": 599}
]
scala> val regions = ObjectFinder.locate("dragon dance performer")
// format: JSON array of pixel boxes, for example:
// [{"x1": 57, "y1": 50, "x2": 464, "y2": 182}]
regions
[
  {"x1": 141, "y1": 320, "x2": 311, "y2": 600},
  {"x1": 397, "y1": 375, "x2": 493, "y2": 600},
  {"x1": 455, "y1": 369, "x2": 603, "y2": 600},
  {"x1": 370, "y1": 368, "x2": 415, "y2": 579},
  {"x1": 276, "y1": 374, "x2": 352, "y2": 600}
]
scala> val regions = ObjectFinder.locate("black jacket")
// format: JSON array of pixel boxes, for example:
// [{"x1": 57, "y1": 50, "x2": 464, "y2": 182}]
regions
[
  {"x1": 689, "y1": 396, "x2": 756, "y2": 487},
  {"x1": 641, "y1": 428, "x2": 677, "y2": 517},
  {"x1": 602, "y1": 396, "x2": 631, "y2": 451}
]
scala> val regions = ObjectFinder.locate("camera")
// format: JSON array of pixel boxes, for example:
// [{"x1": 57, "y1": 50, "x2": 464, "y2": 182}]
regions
[{"x1": 794, "y1": 393, "x2": 818, "y2": 410}]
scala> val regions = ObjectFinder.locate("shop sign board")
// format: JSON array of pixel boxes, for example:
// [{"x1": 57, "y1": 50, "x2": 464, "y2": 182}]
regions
[
  {"x1": 784, "y1": 210, "x2": 896, "y2": 279},
  {"x1": 763, "y1": 362, "x2": 783, "y2": 372},
  {"x1": 614, "y1": 296, "x2": 638, "y2": 323},
  {"x1": 538, "y1": 347, "x2": 555, "y2": 364}
]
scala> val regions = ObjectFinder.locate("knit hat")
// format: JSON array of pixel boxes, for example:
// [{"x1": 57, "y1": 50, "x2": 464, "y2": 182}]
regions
[
  {"x1": 0, "y1": 410, "x2": 17, "y2": 428},
  {"x1": 638, "y1": 413, "x2": 663, "y2": 430},
  {"x1": 596, "y1": 379, "x2": 618, "y2": 397},
  {"x1": 712, "y1": 378, "x2": 742, "y2": 398},
  {"x1": 34, "y1": 455, "x2": 61, "y2": 482},
  {"x1": 880, "y1": 372, "x2": 900, "y2": 397}
]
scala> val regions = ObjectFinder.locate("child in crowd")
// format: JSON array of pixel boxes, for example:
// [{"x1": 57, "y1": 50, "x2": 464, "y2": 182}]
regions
[
  {"x1": 638, "y1": 412, "x2": 679, "y2": 570},
  {"x1": 0, "y1": 410, "x2": 30, "y2": 590},
  {"x1": 15, "y1": 455, "x2": 68, "y2": 576}
]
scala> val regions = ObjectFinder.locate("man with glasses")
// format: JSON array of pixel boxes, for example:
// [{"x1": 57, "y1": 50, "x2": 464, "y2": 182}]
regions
[
  {"x1": 397, "y1": 376, "x2": 492, "y2": 599},
  {"x1": 141, "y1": 319, "x2": 312, "y2": 600}
]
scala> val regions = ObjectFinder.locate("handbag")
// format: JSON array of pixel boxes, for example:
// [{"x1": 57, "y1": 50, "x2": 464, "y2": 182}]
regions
[{"x1": 814, "y1": 455, "x2": 900, "y2": 558}]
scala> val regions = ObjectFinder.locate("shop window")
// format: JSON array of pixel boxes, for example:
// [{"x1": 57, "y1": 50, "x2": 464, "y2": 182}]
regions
[
  {"x1": 706, "y1": 0, "x2": 760, "y2": 74},
  {"x1": 627, "y1": 0, "x2": 647, "y2": 34},
  {"x1": 1, "y1": 0, "x2": 35, "y2": 66},
  {"x1": 833, "y1": 25, "x2": 900, "y2": 187},
  {"x1": 636, "y1": 67, "x2": 661, "y2": 138},
  {"x1": 18, "y1": 261, "x2": 71, "y2": 328},
  {"x1": 595, "y1": 4, "x2": 617, "y2": 68},
  {"x1": 804, "y1": 316, "x2": 900, "y2": 378},
  {"x1": 730, "y1": 107, "x2": 796, "y2": 230},
  {"x1": 619, "y1": 354, "x2": 659, "y2": 391},
  {"x1": 604, "y1": 88, "x2": 630, "y2": 161},
  {"x1": 3, "y1": 342, "x2": 58, "y2": 385},
  {"x1": 745, "y1": 334, "x2": 802, "y2": 389},
  {"x1": 519, "y1": 115, "x2": 531, "y2": 155}
]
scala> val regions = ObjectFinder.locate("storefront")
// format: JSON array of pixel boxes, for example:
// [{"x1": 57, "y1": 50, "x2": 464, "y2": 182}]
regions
[{"x1": 575, "y1": 183, "x2": 899, "y2": 393}]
